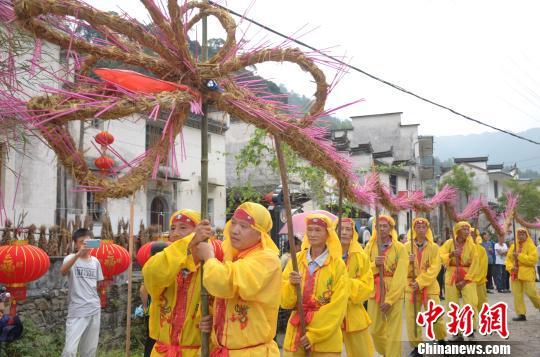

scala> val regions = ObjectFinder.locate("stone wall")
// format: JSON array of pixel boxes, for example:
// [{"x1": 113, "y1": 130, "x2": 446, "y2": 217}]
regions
[{"x1": 14, "y1": 257, "x2": 144, "y2": 350}]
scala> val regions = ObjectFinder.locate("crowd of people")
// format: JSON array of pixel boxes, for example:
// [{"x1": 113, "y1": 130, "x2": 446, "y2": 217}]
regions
[{"x1": 58, "y1": 202, "x2": 540, "y2": 357}]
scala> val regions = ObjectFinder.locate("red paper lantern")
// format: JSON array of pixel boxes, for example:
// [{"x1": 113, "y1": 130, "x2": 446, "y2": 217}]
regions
[
  {"x1": 95, "y1": 131, "x2": 115, "y2": 146},
  {"x1": 0, "y1": 240, "x2": 50, "y2": 313},
  {"x1": 94, "y1": 155, "x2": 114, "y2": 171},
  {"x1": 89, "y1": 240, "x2": 130, "y2": 307},
  {"x1": 136, "y1": 241, "x2": 171, "y2": 267}
]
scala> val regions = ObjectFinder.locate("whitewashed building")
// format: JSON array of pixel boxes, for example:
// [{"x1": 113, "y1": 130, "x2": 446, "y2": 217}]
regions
[{"x1": 1, "y1": 41, "x2": 229, "y2": 234}]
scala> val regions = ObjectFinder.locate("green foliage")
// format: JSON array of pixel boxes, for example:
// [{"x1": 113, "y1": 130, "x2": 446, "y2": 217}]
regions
[
  {"x1": 5, "y1": 319, "x2": 64, "y2": 357},
  {"x1": 230, "y1": 128, "x2": 327, "y2": 211},
  {"x1": 439, "y1": 165, "x2": 475, "y2": 199},
  {"x1": 499, "y1": 179, "x2": 540, "y2": 221}
]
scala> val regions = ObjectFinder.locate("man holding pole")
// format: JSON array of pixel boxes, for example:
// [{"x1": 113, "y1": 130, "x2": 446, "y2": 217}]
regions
[
  {"x1": 191, "y1": 202, "x2": 282, "y2": 356},
  {"x1": 439, "y1": 221, "x2": 479, "y2": 341},
  {"x1": 339, "y1": 217, "x2": 374, "y2": 357},
  {"x1": 282, "y1": 213, "x2": 348, "y2": 356},
  {"x1": 365, "y1": 215, "x2": 408, "y2": 357},
  {"x1": 505, "y1": 227, "x2": 540, "y2": 321},
  {"x1": 142, "y1": 209, "x2": 210, "y2": 356},
  {"x1": 405, "y1": 218, "x2": 445, "y2": 357},
  {"x1": 471, "y1": 228, "x2": 488, "y2": 318}
]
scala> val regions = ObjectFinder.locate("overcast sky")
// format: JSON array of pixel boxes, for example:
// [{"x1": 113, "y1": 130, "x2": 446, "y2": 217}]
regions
[{"x1": 86, "y1": 0, "x2": 540, "y2": 137}]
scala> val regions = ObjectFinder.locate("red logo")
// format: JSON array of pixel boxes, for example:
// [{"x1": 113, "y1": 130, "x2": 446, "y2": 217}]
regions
[
  {"x1": 479, "y1": 302, "x2": 509, "y2": 339},
  {"x1": 446, "y1": 303, "x2": 475, "y2": 336},
  {"x1": 416, "y1": 299, "x2": 445, "y2": 340}
]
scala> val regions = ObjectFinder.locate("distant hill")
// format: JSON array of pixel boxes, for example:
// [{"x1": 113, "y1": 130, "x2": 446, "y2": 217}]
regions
[{"x1": 434, "y1": 128, "x2": 540, "y2": 178}]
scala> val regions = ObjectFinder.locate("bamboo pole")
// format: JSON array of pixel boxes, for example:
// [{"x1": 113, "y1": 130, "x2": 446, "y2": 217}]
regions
[
  {"x1": 372, "y1": 164, "x2": 386, "y2": 309},
  {"x1": 200, "y1": 2, "x2": 211, "y2": 355},
  {"x1": 274, "y1": 137, "x2": 310, "y2": 356},
  {"x1": 337, "y1": 183, "x2": 343, "y2": 239},
  {"x1": 125, "y1": 195, "x2": 135, "y2": 356},
  {"x1": 408, "y1": 167, "x2": 418, "y2": 338}
]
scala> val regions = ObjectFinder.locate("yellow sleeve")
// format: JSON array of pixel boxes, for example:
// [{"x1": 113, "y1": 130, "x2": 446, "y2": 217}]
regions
[
  {"x1": 518, "y1": 243, "x2": 538, "y2": 267},
  {"x1": 416, "y1": 244, "x2": 441, "y2": 289},
  {"x1": 385, "y1": 244, "x2": 408, "y2": 305},
  {"x1": 464, "y1": 243, "x2": 479, "y2": 282},
  {"x1": 281, "y1": 259, "x2": 298, "y2": 309},
  {"x1": 439, "y1": 240, "x2": 453, "y2": 266},
  {"x1": 202, "y1": 251, "x2": 280, "y2": 301},
  {"x1": 305, "y1": 259, "x2": 349, "y2": 345},
  {"x1": 505, "y1": 244, "x2": 515, "y2": 272},
  {"x1": 349, "y1": 252, "x2": 374, "y2": 304},
  {"x1": 142, "y1": 237, "x2": 189, "y2": 298}
]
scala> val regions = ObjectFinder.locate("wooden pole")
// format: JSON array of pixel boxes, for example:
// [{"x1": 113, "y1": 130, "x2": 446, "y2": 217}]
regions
[
  {"x1": 274, "y1": 137, "x2": 310, "y2": 356},
  {"x1": 372, "y1": 164, "x2": 386, "y2": 308},
  {"x1": 408, "y1": 167, "x2": 418, "y2": 338},
  {"x1": 512, "y1": 218, "x2": 518, "y2": 274},
  {"x1": 200, "y1": 3, "x2": 210, "y2": 355},
  {"x1": 125, "y1": 195, "x2": 135, "y2": 357}
]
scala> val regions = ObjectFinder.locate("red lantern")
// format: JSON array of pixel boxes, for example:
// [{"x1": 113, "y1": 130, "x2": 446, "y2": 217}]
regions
[
  {"x1": 0, "y1": 240, "x2": 50, "y2": 314},
  {"x1": 89, "y1": 240, "x2": 130, "y2": 307},
  {"x1": 95, "y1": 131, "x2": 114, "y2": 146},
  {"x1": 94, "y1": 155, "x2": 114, "y2": 171},
  {"x1": 136, "y1": 241, "x2": 171, "y2": 267}
]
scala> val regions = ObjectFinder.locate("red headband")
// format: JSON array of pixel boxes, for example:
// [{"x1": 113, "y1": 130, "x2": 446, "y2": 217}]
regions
[
  {"x1": 341, "y1": 218, "x2": 354, "y2": 224},
  {"x1": 307, "y1": 217, "x2": 328, "y2": 228},
  {"x1": 233, "y1": 208, "x2": 255, "y2": 225},
  {"x1": 378, "y1": 216, "x2": 392, "y2": 225},
  {"x1": 414, "y1": 219, "x2": 428, "y2": 227},
  {"x1": 171, "y1": 214, "x2": 196, "y2": 228}
]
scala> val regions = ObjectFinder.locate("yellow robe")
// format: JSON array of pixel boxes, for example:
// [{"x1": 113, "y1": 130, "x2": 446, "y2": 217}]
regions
[
  {"x1": 440, "y1": 237, "x2": 479, "y2": 318},
  {"x1": 505, "y1": 237, "x2": 540, "y2": 315},
  {"x1": 142, "y1": 234, "x2": 201, "y2": 357},
  {"x1": 365, "y1": 237, "x2": 408, "y2": 357},
  {"x1": 282, "y1": 249, "x2": 349, "y2": 354},
  {"x1": 404, "y1": 239, "x2": 445, "y2": 345},
  {"x1": 342, "y1": 241, "x2": 374, "y2": 357},
  {"x1": 474, "y1": 239, "x2": 489, "y2": 313},
  {"x1": 203, "y1": 244, "x2": 281, "y2": 356}
]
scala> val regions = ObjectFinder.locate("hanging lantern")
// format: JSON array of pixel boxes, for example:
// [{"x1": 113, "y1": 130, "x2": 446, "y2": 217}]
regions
[
  {"x1": 136, "y1": 240, "x2": 171, "y2": 268},
  {"x1": 89, "y1": 240, "x2": 130, "y2": 307},
  {"x1": 0, "y1": 240, "x2": 50, "y2": 314},
  {"x1": 94, "y1": 131, "x2": 115, "y2": 146},
  {"x1": 94, "y1": 155, "x2": 115, "y2": 171}
]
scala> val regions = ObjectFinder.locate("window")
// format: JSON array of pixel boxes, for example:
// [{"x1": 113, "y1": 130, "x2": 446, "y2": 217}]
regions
[
  {"x1": 494, "y1": 180, "x2": 499, "y2": 198},
  {"x1": 150, "y1": 197, "x2": 167, "y2": 231},
  {"x1": 207, "y1": 198, "x2": 214, "y2": 223},
  {"x1": 390, "y1": 175, "x2": 397, "y2": 194},
  {"x1": 86, "y1": 192, "x2": 102, "y2": 222},
  {"x1": 146, "y1": 124, "x2": 163, "y2": 150},
  {"x1": 90, "y1": 118, "x2": 104, "y2": 130}
]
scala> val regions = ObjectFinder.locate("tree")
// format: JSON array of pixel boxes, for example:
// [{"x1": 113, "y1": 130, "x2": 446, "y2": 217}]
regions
[
  {"x1": 439, "y1": 165, "x2": 475, "y2": 200},
  {"x1": 229, "y1": 128, "x2": 327, "y2": 212},
  {"x1": 499, "y1": 179, "x2": 540, "y2": 221}
]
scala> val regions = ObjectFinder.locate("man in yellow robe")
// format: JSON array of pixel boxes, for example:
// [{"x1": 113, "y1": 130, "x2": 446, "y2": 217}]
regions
[
  {"x1": 339, "y1": 217, "x2": 374, "y2": 357},
  {"x1": 505, "y1": 227, "x2": 540, "y2": 321},
  {"x1": 191, "y1": 202, "x2": 282, "y2": 356},
  {"x1": 142, "y1": 209, "x2": 206, "y2": 356},
  {"x1": 439, "y1": 221, "x2": 479, "y2": 341},
  {"x1": 365, "y1": 215, "x2": 408, "y2": 357},
  {"x1": 282, "y1": 213, "x2": 349, "y2": 356},
  {"x1": 405, "y1": 218, "x2": 445, "y2": 356}
]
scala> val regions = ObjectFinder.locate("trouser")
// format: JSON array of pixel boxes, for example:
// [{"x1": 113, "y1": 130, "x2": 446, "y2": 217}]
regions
[
  {"x1": 61, "y1": 312, "x2": 101, "y2": 357},
  {"x1": 144, "y1": 315, "x2": 156, "y2": 357},
  {"x1": 476, "y1": 283, "x2": 487, "y2": 309},
  {"x1": 406, "y1": 295, "x2": 446, "y2": 347},
  {"x1": 344, "y1": 328, "x2": 374, "y2": 357},
  {"x1": 368, "y1": 298, "x2": 403, "y2": 357},
  {"x1": 437, "y1": 267, "x2": 445, "y2": 298},
  {"x1": 511, "y1": 280, "x2": 540, "y2": 315},
  {"x1": 537, "y1": 266, "x2": 540, "y2": 281},
  {"x1": 487, "y1": 264, "x2": 495, "y2": 289},
  {"x1": 504, "y1": 269, "x2": 510, "y2": 290},
  {"x1": 445, "y1": 282, "x2": 478, "y2": 332},
  {"x1": 494, "y1": 265, "x2": 506, "y2": 291}
]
